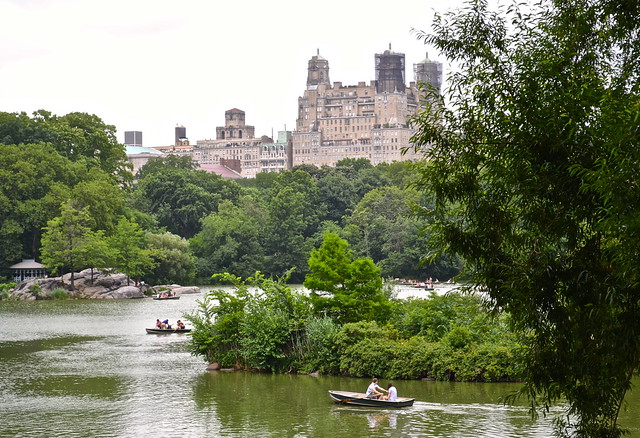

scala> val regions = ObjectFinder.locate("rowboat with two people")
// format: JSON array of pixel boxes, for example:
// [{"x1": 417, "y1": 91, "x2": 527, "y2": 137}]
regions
[
  {"x1": 147, "y1": 319, "x2": 189, "y2": 334},
  {"x1": 145, "y1": 327, "x2": 191, "y2": 334},
  {"x1": 328, "y1": 390, "x2": 414, "y2": 408}
]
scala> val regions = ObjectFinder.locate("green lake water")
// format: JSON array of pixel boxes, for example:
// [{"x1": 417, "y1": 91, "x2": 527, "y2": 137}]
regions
[{"x1": 1, "y1": 291, "x2": 638, "y2": 437}]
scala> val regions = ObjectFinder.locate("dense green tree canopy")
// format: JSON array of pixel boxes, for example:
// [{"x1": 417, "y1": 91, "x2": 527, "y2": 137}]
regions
[
  {"x1": 190, "y1": 197, "x2": 266, "y2": 279},
  {"x1": 107, "y1": 217, "x2": 155, "y2": 284},
  {"x1": 145, "y1": 231, "x2": 196, "y2": 285},
  {"x1": 304, "y1": 232, "x2": 389, "y2": 323},
  {"x1": 135, "y1": 155, "x2": 197, "y2": 179},
  {"x1": 316, "y1": 172, "x2": 358, "y2": 224},
  {"x1": 411, "y1": 0, "x2": 640, "y2": 436},
  {"x1": 0, "y1": 111, "x2": 133, "y2": 277},
  {"x1": 262, "y1": 170, "x2": 324, "y2": 280},
  {"x1": 132, "y1": 164, "x2": 241, "y2": 238},
  {"x1": 0, "y1": 110, "x2": 131, "y2": 185},
  {"x1": 0, "y1": 143, "x2": 82, "y2": 270}
]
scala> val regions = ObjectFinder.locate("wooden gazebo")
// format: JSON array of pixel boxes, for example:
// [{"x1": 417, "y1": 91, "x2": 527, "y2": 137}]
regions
[{"x1": 9, "y1": 259, "x2": 46, "y2": 282}]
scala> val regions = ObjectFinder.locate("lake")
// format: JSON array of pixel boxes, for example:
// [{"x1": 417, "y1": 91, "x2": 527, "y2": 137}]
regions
[{"x1": 1, "y1": 289, "x2": 638, "y2": 437}]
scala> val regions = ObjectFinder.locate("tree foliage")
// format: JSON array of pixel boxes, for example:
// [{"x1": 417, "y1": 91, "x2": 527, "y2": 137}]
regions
[
  {"x1": 0, "y1": 111, "x2": 131, "y2": 277},
  {"x1": 107, "y1": 217, "x2": 155, "y2": 284},
  {"x1": 0, "y1": 143, "x2": 81, "y2": 270},
  {"x1": 304, "y1": 232, "x2": 389, "y2": 323},
  {"x1": 132, "y1": 165, "x2": 241, "y2": 238},
  {"x1": 145, "y1": 231, "x2": 196, "y2": 285},
  {"x1": 411, "y1": 0, "x2": 640, "y2": 436},
  {"x1": 0, "y1": 110, "x2": 131, "y2": 185},
  {"x1": 40, "y1": 201, "x2": 99, "y2": 289},
  {"x1": 190, "y1": 197, "x2": 266, "y2": 279},
  {"x1": 185, "y1": 271, "x2": 311, "y2": 372}
]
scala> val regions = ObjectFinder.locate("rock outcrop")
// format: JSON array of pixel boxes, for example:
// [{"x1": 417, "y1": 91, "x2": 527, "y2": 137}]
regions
[{"x1": 9, "y1": 269, "x2": 199, "y2": 300}]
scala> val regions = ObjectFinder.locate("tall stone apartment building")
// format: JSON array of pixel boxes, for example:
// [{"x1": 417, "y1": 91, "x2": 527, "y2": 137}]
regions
[
  {"x1": 148, "y1": 47, "x2": 442, "y2": 177},
  {"x1": 292, "y1": 46, "x2": 442, "y2": 167}
]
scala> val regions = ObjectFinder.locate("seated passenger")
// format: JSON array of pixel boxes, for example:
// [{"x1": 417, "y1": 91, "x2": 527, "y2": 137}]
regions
[
  {"x1": 365, "y1": 378, "x2": 387, "y2": 399},
  {"x1": 383, "y1": 383, "x2": 397, "y2": 401},
  {"x1": 176, "y1": 320, "x2": 185, "y2": 330}
]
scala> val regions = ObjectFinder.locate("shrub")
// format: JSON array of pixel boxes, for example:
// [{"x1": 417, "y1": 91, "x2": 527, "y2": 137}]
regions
[
  {"x1": 50, "y1": 288, "x2": 68, "y2": 300},
  {"x1": 185, "y1": 270, "x2": 312, "y2": 372},
  {"x1": 297, "y1": 316, "x2": 341, "y2": 374},
  {"x1": 0, "y1": 282, "x2": 16, "y2": 300},
  {"x1": 442, "y1": 326, "x2": 474, "y2": 349},
  {"x1": 339, "y1": 336, "x2": 397, "y2": 378},
  {"x1": 29, "y1": 283, "x2": 42, "y2": 297},
  {"x1": 388, "y1": 337, "x2": 441, "y2": 380}
]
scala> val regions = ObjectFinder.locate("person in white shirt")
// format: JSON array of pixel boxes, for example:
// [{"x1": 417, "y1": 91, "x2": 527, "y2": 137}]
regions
[
  {"x1": 384, "y1": 382, "x2": 397, "y2": 401},
  {"x1": 365, "y1": 378, "x2": 387, "y2": 399}
]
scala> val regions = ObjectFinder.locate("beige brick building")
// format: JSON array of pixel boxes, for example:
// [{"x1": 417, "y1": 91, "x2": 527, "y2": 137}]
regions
[
  {"x1": 292, "y1": 47, "x2": 441, "y2": 167},
  {"x1": 154, "y1": 109, "x2": 290, "y2": 178},
  {"x1": 148, "y1": 49, "x2": 442, "y2": 177}
]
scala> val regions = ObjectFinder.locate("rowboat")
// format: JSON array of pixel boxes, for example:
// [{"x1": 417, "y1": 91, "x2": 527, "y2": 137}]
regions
[
  {"x1": 328, "y1": 390, "x2": 414, "y2": 408},
  {"x1": 152, "y1": 295, "x2": 180, "y2": 300},
  {"x1": 145, "y1": 328, "x2": 191, "y2": 334}
]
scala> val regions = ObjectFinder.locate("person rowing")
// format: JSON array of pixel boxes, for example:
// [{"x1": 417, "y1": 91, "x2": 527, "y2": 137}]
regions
[{"x1": 365, "y1": 378, "x2": 387, "y2": 399}]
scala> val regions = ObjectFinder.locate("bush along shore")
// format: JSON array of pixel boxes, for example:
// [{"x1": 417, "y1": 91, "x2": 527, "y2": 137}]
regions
[
  {"x1": 4, "y1": 269, "x2": 199, "y2": 300},
  {"x1": 185, "y1": 272, "x2": 524, "y2": 383}
]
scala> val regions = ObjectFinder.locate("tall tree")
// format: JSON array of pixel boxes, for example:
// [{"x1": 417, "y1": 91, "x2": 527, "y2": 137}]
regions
[
  {"x1": 0, "y1": 110, "x2": 132, "y2": 186},
  {"x1": 131, "y1": 167, "x2": 241, "y2": 239},
  {"x1": 107, "y1": 217, "x2": 155, "y2": 284},
  {"x1": 0, "y1": 143, "x2": 82, "y2": 271},
  {"x1": 411, "y1": 1, "x2": 640, "y2": 436},
  {"x1": 316, "y1": 172, "x2": 358, "y2": 224},
  {"x1": 136, "y1": 155, "x2": 198, "y2": 179},
  {"x1": 190, "y1": 197, "x2": 266, "y2": 280},
  {"x1": 40, "y1": 201, "x2": 97, "y2": 290},
  {"x1": 264, "y1": 170, "x2": 324, "y2": 280},
  {"x1": 304, "y1": 232, "x2": 389, "y2": 323},
  {"x1": 145, "y1": 231, "x2": 196, "y2": 285}
]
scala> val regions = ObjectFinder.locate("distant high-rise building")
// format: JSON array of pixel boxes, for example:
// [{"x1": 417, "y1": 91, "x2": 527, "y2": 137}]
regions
[
  {"x1": 292, "y1": 46, "x2": 440, "y2": 168},
  {"x1": 414, "y1": 52, "x2": 443, "y2": 96},
  {"x1": 124, "y1": 131, "x2": 143, "y2": 147},
  {"x1": 175, "y1": 125, "x2": 189, "y2": 146},
  {"x1": 306, "y1": 49, "x2": 331, "y2": 87},
  {"x1": 150, "y1": 48, "x2": 444, "y2": 177},
  {"x1": 375, "y1": 44, "x2": 406, "y2": 93}
]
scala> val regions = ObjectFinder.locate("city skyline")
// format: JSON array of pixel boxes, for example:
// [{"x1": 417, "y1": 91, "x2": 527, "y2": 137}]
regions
[{"x1": 0, "y1": 0, "x2": 466, "y2": 146}]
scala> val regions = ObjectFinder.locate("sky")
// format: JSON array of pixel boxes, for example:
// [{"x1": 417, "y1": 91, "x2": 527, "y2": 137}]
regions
[{"x1": 0, "y1": 0, "x2": 465, "y2": 146}]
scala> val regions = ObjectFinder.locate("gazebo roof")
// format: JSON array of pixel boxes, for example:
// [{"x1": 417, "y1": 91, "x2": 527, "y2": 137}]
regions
[{"x1": 9, "y1": 259, "x2": 44, "y2": 269}]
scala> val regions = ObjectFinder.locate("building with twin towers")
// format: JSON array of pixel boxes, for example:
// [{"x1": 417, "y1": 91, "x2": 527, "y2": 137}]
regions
[
  {"x1": 292, "y1": 46, "x2": 442, "y2": 168},
  {"x1": 150, "y1": 47, "x2": 442, "y2": 177}
]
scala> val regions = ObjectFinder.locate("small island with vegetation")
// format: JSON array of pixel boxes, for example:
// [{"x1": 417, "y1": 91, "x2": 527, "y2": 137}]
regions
[{"x1": 185, "y1": 233, "x2": 522, "y2": 384}]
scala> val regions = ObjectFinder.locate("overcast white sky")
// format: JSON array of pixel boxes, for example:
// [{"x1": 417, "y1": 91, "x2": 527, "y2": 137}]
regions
[{"x1": 0, "y1": 0, "x2": 465, "y2": 146}]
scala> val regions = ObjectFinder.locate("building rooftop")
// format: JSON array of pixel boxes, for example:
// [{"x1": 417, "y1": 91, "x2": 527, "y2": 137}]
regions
[
  {"x1": 125, "y1": 146, "x2": 164, "y2": 155},
  {"x1": 199, "y1": 163, "x2": 242, "y2": 179},
  {"x1": 9, "y1": 259, "x2": 44, "y2": 269}
]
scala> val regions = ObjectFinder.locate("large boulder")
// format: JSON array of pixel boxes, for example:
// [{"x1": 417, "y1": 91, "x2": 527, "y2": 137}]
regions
[{"x1": 168, "y1": 286, "x2": 200, "y2": 295}]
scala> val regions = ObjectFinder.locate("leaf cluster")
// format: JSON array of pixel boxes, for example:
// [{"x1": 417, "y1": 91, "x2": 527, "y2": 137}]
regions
[{"x1": 411, "y1": 0, "x2": 640, "y2": 435}]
